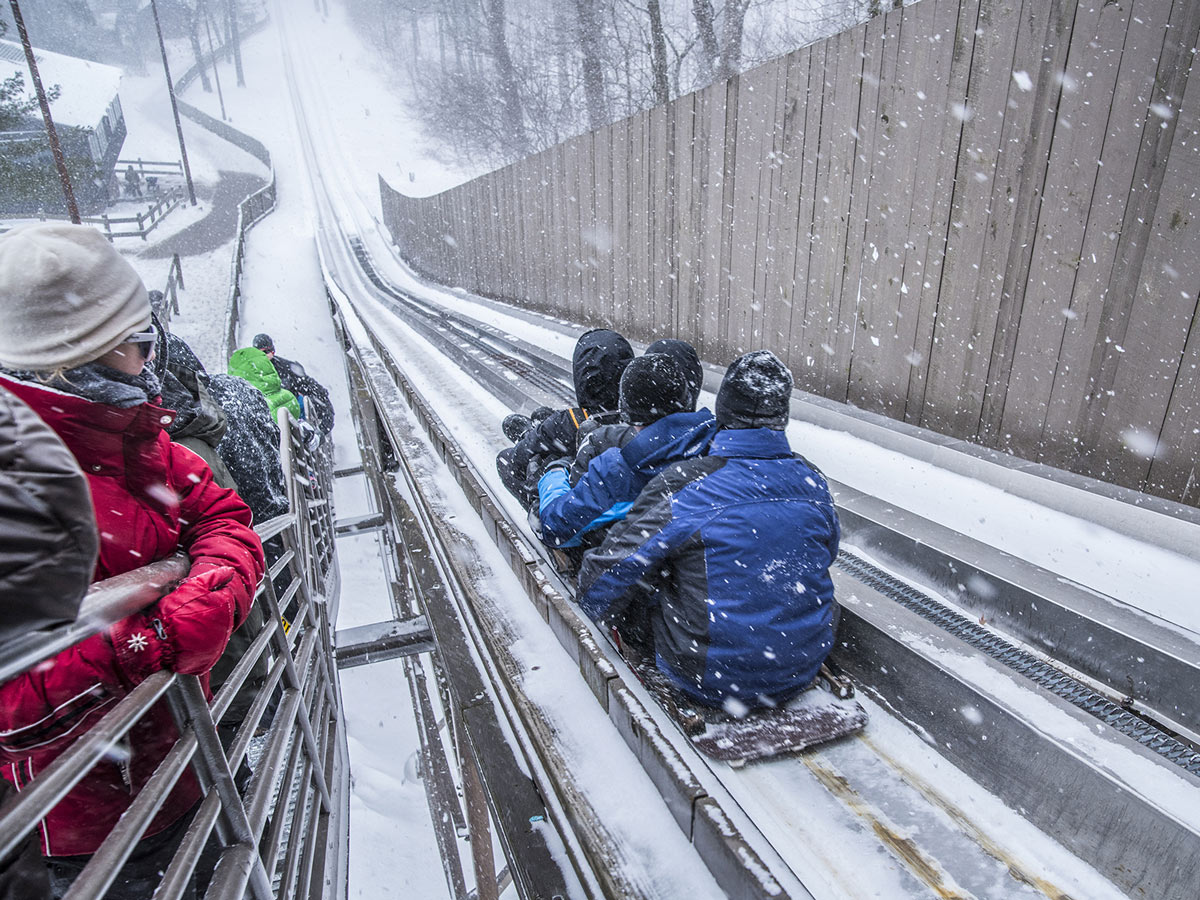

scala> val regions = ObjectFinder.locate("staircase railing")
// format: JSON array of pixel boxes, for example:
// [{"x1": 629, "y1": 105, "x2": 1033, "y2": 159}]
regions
[{"x1": 0, "y1": 414, "x2": 347, "y2": 900}]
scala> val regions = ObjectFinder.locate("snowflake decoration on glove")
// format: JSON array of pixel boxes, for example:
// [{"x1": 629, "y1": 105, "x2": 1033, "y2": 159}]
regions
[{"x1": 126, "y1": 632, "x2": 149, "y2": 653}]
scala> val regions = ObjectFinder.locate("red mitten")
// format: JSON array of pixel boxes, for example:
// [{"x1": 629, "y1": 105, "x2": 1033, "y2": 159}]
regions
[{"x1": 111, "y1": 567, "x2": 238, "y2": 684}]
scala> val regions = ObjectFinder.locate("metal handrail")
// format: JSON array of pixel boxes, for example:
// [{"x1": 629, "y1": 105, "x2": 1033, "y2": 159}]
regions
[
  {"x1": 0, "y1": 413, "x2": 347, "y2": 899},
  {"x1": 0, "y1": 556, "x2": 188, "y2": 684},
  {"x1": 222, "y1": 171, "x2": 278, "y2": 361}
]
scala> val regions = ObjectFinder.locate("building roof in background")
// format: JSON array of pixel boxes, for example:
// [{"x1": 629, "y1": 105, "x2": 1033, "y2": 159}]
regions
[{"x1": 0, "y1": 40, "x2": 123, "y2": 129}]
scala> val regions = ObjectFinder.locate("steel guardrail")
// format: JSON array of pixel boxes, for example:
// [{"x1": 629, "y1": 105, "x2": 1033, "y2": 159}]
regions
[{"x1": 0, "y1": 413, "x2": 348, "y2": 900}]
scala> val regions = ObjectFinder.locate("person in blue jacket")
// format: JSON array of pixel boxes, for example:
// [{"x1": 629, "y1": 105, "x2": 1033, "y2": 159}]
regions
[
  {"x1": 537, "y1": 352, "x2": 718, "y2": 552},
  {"x1": 577, "y1": 351, "x2": 840, "y2": 709}
]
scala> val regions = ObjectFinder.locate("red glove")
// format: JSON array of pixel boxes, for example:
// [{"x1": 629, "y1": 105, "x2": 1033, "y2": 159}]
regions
[{"x1": 110, "y1": 567, "x2": 240, "y2": 685}]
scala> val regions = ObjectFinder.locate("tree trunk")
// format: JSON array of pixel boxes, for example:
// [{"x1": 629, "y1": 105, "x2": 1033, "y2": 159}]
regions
[
  {"x1": 647, "y1": 0, "x2": 669, "y2": 105},
  {"x1": 226, "y1": 0, "x2": 244, "y2": 86},
  {"x1": 691, "y1": 0, "x2": 719, "y2": 81},
  {"x1": 716, "y1": 0, "x2": 749, "y2": 82},
  {"x1": 482, "y1": 0, "x2": 527, "y2": 156},
  {"x1": 188, "y1": 5, "x2": 212, "y2": 92},
  {"x1": 572, "y1": 0, "x2": 608, "y2": 131}
]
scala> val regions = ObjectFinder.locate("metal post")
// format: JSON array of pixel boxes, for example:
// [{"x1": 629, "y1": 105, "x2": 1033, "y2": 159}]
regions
[
  {"x1": 203, "y1": 0, "x2": 228, "y2": 121},
  {"x1": 149, "y1": 0, "x2": 198, "y2": 205},
  {"x1": 165, "y1": 676, "x2": 275, "y2": 900},
  {"x1": 8, "y1": 0, "x2": 80, "y2": 223}
]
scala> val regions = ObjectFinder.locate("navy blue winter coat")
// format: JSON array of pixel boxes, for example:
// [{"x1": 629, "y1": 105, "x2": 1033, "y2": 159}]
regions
[
  {"x1": 538, "y1": 409, "x2": 718, "y2": 548},
  {"x1": 578, "y1": 427, "x2": 840, "y2": 708}
]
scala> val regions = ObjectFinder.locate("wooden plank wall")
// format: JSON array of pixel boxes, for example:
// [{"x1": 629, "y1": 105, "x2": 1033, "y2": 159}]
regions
[{"x1": 379, "y1": 0, "x2": 1200, "y2": 508}]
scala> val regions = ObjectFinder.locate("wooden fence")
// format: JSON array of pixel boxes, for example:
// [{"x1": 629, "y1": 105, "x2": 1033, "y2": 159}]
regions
[
  {"x1": 381, "y1": 0, "x2": 1200, "y2": 507},
  {"x1": 30, "y1": 187, "x2": 186, "y2": 240}
]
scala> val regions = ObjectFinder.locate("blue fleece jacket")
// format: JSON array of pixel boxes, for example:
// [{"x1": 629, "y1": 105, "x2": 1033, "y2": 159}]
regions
[{"x1": 538, "y1": 409, "x2": 719, "y2": 549}]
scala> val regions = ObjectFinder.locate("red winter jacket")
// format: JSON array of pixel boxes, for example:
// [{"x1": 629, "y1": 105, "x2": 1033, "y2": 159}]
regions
[{"x1": 0, "y1": 375, "x2": 265, "y2": 857}]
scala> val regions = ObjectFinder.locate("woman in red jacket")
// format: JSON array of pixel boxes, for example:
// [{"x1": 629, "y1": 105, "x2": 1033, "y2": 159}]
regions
[{"x1": 0, "y1": 223, "x2": 265, "y2": 897}]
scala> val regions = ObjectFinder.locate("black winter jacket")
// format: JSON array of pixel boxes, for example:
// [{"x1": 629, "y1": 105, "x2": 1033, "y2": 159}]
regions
[
  {"x1": 161, "y1": 339, "x2": 237, "y2": 489},
  {"x1": 0, "y1": 386, "x2": 98, "y2": 643},
  {"x1": 163, "y1": 333, "x2": 289, "y2": 523},
  {"x1": 207, "y1": 374, "x2": 291, "y2": 523},
  {"x1": 273, "y1": 355, "x2": 334, "y2": 435}
]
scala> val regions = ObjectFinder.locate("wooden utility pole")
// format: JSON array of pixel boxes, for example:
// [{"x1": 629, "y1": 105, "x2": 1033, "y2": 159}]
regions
[
  {"x1": 150, "y1": 0, "x2": 198, "y2": 205},
  {"x1": 8, "y1": 0, "x2": 80, "y2": 222}
]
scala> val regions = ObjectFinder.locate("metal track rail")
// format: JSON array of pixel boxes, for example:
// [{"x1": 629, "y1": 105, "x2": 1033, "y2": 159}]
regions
[
  {"x1": 347, "y1": 232, "x2": 1200, "y2": 766},
  {"x1": 836, "y1": 550, "x2": 1200, "y2": 776},
  {"x1": 350, "y1": 237, "x2": 573, "y2": 411},
  {"x1": 324, "y1": 243, "x2": 1200, "y2": 900}
]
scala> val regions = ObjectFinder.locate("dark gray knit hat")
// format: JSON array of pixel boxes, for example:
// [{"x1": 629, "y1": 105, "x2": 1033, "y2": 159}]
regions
[
  {"x1": 619, "y1": 353, "x2": 690, "y2": 425},
  {"x1": 715, "y1": 351, "x2": 794, "y2": 430}
]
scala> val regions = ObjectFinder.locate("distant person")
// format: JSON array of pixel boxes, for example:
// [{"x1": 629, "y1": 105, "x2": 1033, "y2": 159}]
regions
[
  {"x1": 252, "y1": 333, "x2": 334, "y2": 436},
  {"x1": 578, "y1": 351, "x2": 840, "y2": 709},
  {"x1": 497, "y1": 328, "x2": 634, "y2": 510},
  {"x1": 0, "y1": 222, "x2": 264, "y2": 897},
  {"x1": 124, "y1": 164, "x2": 141, "y2": 198},
  {"x1": 166, "y1": 334, "x2": 289, "y2": 523},
  {"x1": 228, "y1": 345, "x2": 302, "y2": 423}
]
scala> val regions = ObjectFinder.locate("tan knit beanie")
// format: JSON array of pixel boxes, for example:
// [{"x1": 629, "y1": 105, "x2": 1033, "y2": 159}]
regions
[{"x1": 0, "y1": 222, "x2": 151, "y2": 371}]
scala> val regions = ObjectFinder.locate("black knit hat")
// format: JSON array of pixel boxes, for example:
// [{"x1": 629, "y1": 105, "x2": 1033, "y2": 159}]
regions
[
  {"x1": 619, "y1": 353, "x2": 690, "y2": 425},
  {"x1": 646, "y1": 339, "x2": 702, "y2": 410},
  {"x1": 252, "y1": 333, "x2": 275, "y2": 353},
  {"x1": 715, "y1": 351, "x2": 794, "y2": 430}
]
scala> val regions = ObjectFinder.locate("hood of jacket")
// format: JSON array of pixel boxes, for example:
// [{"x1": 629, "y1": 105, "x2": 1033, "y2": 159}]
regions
[
  {"x1": 620, "y1": 409, "x2": 720, "y2": 473},
  {"x1": 0, "y1": 374, "x2": 175, "y2": 470},
  {"x1": 0, "y1": 373, "x2": 192, "y2": 587},
  {"x1": 707, "y1": 425, "x2": 794, "y2": 460},
  {"x1": 161, "y1": 367, "x2": 227, "y2": 447},
  {"x1": 229, "y1": 347, "x2": 284, "y2": 395},
  {"x1": 572, "y1": 329, "x2": 633, "y2": 410}
]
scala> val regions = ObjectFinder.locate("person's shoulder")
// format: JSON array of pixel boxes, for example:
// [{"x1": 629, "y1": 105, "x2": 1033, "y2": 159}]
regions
[
  {"x1": 582, "y1": 422, "x2": 636, "y2": 454},
  {"x1": 642, "y1": 453, "x2": 724, "y2": 497}
]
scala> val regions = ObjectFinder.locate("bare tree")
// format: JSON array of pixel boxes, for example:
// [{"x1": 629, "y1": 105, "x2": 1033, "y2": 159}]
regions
[
  {"x1": 226, "y1": 0, "x2": 244, "y2": 86},
  {"x1": 572, "y1": 0, "x2": 608, "y2": 131},
  {"x1": 691, "y1": 0, "x2": 719, "y2": 81},
  {"x1": 187, "y1": 2, "x2": 212, "y2": 92},
  {"x1": 716, "y1": 0, "x2": 751, "y2": 82},
  {"x1": 481, "y1": 0, "x2": 527, "y2": 156},
  {"x1": 647, "y1": 0, "x2": 669, "y2": 105}
]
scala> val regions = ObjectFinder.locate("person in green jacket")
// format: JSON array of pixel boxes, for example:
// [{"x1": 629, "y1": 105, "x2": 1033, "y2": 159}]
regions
[{"x1": 228, "y1": 346, "x2": 302, "y2": 421}]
